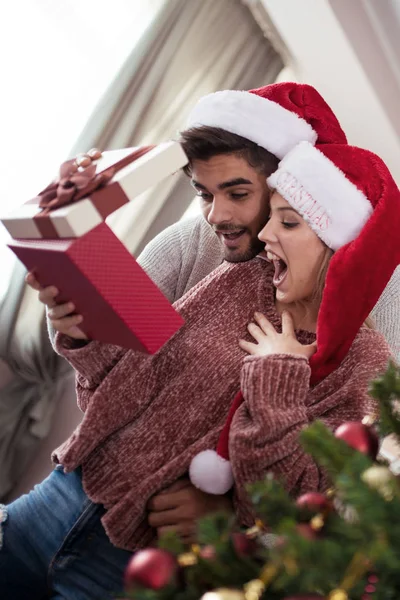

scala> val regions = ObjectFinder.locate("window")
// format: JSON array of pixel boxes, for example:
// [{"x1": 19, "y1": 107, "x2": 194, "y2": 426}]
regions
[{"x1": 0, "y1": 0, "x2": 165, "y2": 300}]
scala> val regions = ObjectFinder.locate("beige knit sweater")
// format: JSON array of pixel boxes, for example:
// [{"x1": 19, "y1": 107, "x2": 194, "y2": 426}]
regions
[
  {"x1": 138, "y1": 215, "x2": 400, "y2": 361},
  {"x1": 53, "y1": 259, "x2": 391, "y2": 551}
]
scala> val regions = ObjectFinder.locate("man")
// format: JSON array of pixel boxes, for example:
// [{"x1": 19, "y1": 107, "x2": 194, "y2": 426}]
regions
[
  {"x1": 136, "y1": 83, "x2": 400, "y2": 540},
  {"x1": 27, "y1": 81, "x2": 373, "y2": 544}
]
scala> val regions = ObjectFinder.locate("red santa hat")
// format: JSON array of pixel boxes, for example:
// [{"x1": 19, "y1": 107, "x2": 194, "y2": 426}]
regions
[
  {"x1": 190, "y1": 142, "x2": 400, "y2": 494},
  {"x1": 186, "y1": 82, "x2": 347, "y2": 159}
]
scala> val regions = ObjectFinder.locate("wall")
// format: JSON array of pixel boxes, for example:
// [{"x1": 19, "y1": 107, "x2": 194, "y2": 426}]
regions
[{"x1": 261, "y1": 0, "x2": 400, "y2": 183}]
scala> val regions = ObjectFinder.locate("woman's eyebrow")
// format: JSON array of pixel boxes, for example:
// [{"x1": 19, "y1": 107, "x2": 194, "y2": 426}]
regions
[{"x1": 274, "y1": 206, "x2": 300, "y2": 215}]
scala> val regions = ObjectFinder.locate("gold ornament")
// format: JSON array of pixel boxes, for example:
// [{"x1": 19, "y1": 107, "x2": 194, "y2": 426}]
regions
[
  {"x1": 201, "y1": 588, "x2": 245, "y2": 600},
  {"x1": 246, "y1": 519, "x2": 265, "y2": 539},
  {"x1": 177, "y1": 539, "x2": 204, "y2": 567},
  {"x1": 255, "y1": 518, "x2": 265, "y2": 529},
  {"x1": 177, "y1": 551, "x2": 197, "y2": 567},
  {"x1": 361, "y1": 465, "x2": 395, "y2": 501},
  {"x1": 246, "y1": 525, "x2": 260, "y2": 539},
  {"x1": 328, "y1": 590, "x2": 348, "y2": 600},
  {"x1": 362, "y1": 414, "x2": 377, "y2": 427},
  {"x1": 310, "y1": 514, "x2": 325, "y2": 531},
  {"x1": 326, "y1": 487, "x2": 336, "y2": 499},
  {"x1": 244, "y1": 579, "x2": 264, "y2": 600},
  {"x1": 259, "y1": 562, "x2": 279, "y2": 585}
]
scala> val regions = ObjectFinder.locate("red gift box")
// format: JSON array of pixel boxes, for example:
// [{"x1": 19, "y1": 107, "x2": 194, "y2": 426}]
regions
[{"x1": 9, "y1": 222, "x2": 184, "y2": 352}]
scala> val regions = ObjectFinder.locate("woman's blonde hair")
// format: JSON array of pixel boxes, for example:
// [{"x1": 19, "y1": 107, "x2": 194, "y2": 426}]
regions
[
  {"x1": 311, "y1": 244, "x2": 375, "y2": 329},
  {"x1": 312, "y1": 245, "x2": 333, "y2": 306}
]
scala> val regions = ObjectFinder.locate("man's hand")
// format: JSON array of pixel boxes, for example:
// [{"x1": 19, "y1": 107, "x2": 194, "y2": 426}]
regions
[
  {"x1": 147, "y1": 478, "x2": 233, "y2": 544},
  {"x1": 25, "y1": 272, "x2": 88, "y2": 340}
]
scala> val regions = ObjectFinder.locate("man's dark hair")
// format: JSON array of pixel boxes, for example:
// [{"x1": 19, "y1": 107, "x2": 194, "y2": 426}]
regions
[{"x1": 179, "y1": 126, "x2": 279, "y2": 177}]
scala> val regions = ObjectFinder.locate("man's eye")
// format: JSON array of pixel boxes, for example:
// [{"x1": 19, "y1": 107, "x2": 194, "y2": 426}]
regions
[
  {"x1": 230, "y1": 192, "x2": 248, "y2": 200},
  {"x1": 196, "y1": 191, "x2": 212, "y2": 201},
  {"x1": 282, "y1": 221, "x2": 299, "y2": 229}
]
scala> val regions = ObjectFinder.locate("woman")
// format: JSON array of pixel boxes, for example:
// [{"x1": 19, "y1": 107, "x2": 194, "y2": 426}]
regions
[
  {"x1": 191, "y1": 141, "x2": 400, "y2": 509},
  {"x1": 1, "y1": 141, "x2": 398, "y2": 600}
]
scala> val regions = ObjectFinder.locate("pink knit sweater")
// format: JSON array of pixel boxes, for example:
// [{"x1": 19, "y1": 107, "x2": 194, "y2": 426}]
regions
[{"x1": 53, "y1": 259, "x2": 391, "y2": 551}]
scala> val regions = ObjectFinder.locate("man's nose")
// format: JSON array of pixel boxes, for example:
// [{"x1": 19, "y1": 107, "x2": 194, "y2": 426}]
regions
[{"x1": 206, "y1": 197, "x2": 232, "y2": 226}]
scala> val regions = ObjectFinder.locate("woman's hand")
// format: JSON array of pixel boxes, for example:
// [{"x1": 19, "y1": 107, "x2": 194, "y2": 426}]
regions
[
  {"x1": 239, "y1": 311, "x2": 317, "y2": 360},
  {"x1": 25, "y1": 272, "x2": 88, "y2": 340}
]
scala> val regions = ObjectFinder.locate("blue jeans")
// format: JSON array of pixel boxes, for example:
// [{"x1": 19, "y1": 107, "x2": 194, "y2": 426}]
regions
[{"x1": 0, "y1": 465, "x2": 133, "y2": 599}]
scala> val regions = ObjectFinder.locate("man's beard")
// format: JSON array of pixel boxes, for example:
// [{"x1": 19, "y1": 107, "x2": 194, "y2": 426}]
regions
[{"x1": 223, "y1": 233, "x2": 265, "y2": 263}]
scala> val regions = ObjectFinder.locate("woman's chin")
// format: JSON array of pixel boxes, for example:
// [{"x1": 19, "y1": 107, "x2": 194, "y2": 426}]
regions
[
  {"x1": 274, "y1": 278, "x2": 292, "y2": 302},
  {"x1": 275, "y1": 288, "x2": 291, "y2": 303}
]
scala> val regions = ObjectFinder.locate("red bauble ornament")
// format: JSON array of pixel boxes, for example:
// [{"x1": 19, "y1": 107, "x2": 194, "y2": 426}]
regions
[
  {"x1": 124, "y1": 548, "x2": 177, "y2": 591},
  {"x1": 231, "y1": 532, "x2": 258, "y2": 557},
  {"x1": 296, "y1": 492, "x2": 332, "y2": 514},
  {"x1": 295, "y1": 523, "x2": 319, "y2": 540},
  {"x1": 334, "y1": 421, "x2": 379, "y2": 459},
  {"x1": 200, "y1": 544, "x2": 217, "y2": 560}
]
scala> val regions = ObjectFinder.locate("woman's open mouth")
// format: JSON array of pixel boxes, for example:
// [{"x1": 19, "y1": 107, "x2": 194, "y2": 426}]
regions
[{"x1": 266, "y1": 251, "x2": 288, "y2": 287}]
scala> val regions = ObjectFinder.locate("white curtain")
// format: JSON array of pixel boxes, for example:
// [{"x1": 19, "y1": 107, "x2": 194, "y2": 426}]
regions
[
  {"x1": 0, "y1": 0, "x2": 166, "y2": 498},
  {"x1": 70, "y1": 0, "x2": 284, "y2": 254}
]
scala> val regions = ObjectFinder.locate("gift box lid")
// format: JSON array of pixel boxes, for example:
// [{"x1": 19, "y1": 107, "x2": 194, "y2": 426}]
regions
[{"x1": 1, "y1": 142, "x2": 188, "y2": 239}]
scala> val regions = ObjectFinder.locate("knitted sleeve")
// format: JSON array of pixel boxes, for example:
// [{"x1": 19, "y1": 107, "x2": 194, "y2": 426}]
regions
[
  {"x1": 230, "y1": 337, "x2": 390, "y2": 527},
  {"x1": 231, "y1": 353, "x2": 313, "y2": 517},
  {"x1": 137, "y1": 217, "x2": 197, "y2": 303},
  {"x1": 53, "y1": 333, "x2": 128, "y2": 399},
  {"x1": 371, "y1": 265, "x2": 400, "y2": 362}
]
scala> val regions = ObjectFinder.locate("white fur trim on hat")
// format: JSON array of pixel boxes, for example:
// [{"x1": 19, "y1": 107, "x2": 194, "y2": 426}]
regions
[
  {"x1": 189, "y1": 449, "x2": 234, "y2": 495},
  {"x1": 186, "y1": 90, "x2": 317, "y2": 160},
  {"x1": 267, "y1": 142, "x2": 373, "y2": 250}
]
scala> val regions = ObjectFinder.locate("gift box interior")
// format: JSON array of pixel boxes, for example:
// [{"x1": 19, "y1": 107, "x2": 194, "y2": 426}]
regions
[{"x1": 9, "y1": 222, "x2": 184, "y2": 352}]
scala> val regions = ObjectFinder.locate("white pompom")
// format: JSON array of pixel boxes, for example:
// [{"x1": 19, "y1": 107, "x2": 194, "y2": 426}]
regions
[{"x1": 189, "y1": 449, "x2": 234, "y2": 494}]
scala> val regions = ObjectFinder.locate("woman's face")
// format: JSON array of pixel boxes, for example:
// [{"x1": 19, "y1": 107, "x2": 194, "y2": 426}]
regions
[{"x1": 258, "y1": 192, "x2": 327, "y2": 306}]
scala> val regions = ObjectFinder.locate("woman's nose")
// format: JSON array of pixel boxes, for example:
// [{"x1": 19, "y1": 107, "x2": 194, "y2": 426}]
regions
[{"x1": 258, "y1": 218, "x2": 277, "y2": 244}]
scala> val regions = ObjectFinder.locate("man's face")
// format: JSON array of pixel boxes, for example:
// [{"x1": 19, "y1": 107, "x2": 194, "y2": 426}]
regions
[{"x1": 191, "y1": 154, "x2": 271, "y2": 262}]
